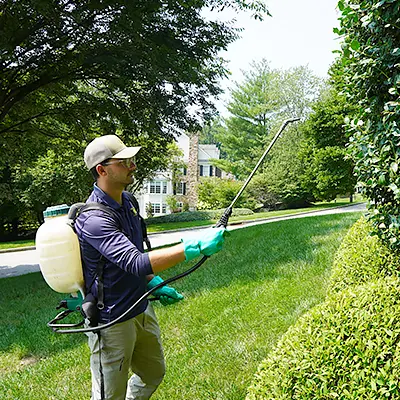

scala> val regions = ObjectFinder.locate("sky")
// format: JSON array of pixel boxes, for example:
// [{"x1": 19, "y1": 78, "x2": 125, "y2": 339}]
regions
[{"x1": 207, "y1": 0, "x2": 341, "y2": 115}]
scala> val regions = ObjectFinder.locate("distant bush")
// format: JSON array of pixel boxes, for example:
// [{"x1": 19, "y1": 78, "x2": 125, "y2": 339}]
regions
[
  {"x1": 197, "y1": 177, "x2": 256, "y2": 210},
  {"x1": 145, "y1": 208, "x2": 253, "y2": 225},
  {"x1": 328, "y1": 216, "x2": 400, "y2": 294},
  {"x1": 247, "y1": 277, "x2": 400, "y2": 400}
]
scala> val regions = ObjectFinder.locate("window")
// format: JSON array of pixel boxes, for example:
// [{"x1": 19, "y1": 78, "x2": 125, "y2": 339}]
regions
[
  {"x1": 209, "y1": 166, "x2": 213, "y2": 177},
  {"x1": 162, "y1": 204, "x2": 167, "y2": 213},
  {"x1": 176, "y1": 182, "x2": 186, "y2": 195},
  {"x1": 152, "y1": 203, "x2": 161, "y2": 214},
  {"x1": 199, "y1": 165, "x2": 203, "y2": 176},
  {"x1": 150, "y1": 181, "x2": 167, "y2": 194},
  {"x1": 150, "y1": 181, "x2": 160, "y2": 194},
  {"x1": 183, "y1": 167, "x2": 187, "y2": 176},
  {"x1": 216, "y1": 167, "x2": 222, "y2": 178}
]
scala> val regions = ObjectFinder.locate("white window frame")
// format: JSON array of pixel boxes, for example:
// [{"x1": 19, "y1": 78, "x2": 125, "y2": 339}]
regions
[
  {"x1": 152, "y1": 203, "x2": 161, "y2": 214},
  {"x1": 150, "y1": 181, "x2": 162, "y2": 194}
]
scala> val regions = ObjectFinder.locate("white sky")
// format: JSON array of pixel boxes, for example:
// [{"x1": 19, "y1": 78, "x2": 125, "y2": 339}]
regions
[{"x1": 207, "y1": 0, "x2": 341, "y2": 115}]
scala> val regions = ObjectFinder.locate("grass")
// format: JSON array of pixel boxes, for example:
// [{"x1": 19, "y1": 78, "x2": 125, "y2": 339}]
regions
[
  {"x1": 147, "y1": 200, "x2": 361, "y2": 233},
  {"x1": 227, "y1": 201, "x2": 356, "y2": 223},
  {"x1": 0, "y1": 212, "x2": 362, "y2": 399},
  {"x1": 0, "y1": 240, "x2": 35, "y2": 250}
]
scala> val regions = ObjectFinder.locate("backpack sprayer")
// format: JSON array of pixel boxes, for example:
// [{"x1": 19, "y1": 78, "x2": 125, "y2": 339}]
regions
[{"x1": 36, "y1": 118, "x2": 299, "y2": 335}]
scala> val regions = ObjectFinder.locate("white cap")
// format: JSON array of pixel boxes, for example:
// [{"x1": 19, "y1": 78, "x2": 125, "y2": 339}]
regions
[{"x1": 84, "y1": 135, "x2": 141, "y2": 170}]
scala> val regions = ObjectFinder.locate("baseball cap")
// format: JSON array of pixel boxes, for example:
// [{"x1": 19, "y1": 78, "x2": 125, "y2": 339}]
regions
[{"x1": 84, "y1": 135, "x2": 141, "y2": 170}]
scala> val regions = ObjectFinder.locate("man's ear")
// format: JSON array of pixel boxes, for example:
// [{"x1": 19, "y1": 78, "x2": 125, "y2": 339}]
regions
[{"x1": 96, "y1": 164, "x2": 107, "y2": 177}]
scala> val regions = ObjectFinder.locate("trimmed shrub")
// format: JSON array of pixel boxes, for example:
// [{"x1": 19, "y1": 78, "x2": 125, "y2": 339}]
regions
[
  {"x1": 247, "y1": 277, "x2": 400, "y2": 400},
  {"x1": 145, "y1": 208, "x2": 253, "y2": 225},
  {"x1": 329, "y1": 216, "x2": 400, "y2": 295}
]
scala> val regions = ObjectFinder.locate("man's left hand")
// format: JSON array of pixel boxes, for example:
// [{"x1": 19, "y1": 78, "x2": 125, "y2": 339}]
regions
[{"x1": 147, "y1": 276, "x2": 184, "y2": 306}]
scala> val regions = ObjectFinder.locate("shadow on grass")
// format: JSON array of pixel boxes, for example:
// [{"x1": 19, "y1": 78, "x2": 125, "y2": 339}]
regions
[{"x1": 0, "y1": 212, "x2": 361, "y2": 360}]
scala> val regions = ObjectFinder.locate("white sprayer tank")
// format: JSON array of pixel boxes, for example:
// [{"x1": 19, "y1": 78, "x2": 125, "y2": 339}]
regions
[{"x1": 35, "y1": 204, "x2": 84, "y2": 294}]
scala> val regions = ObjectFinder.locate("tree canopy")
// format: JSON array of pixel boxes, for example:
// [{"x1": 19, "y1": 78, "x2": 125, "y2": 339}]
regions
[
  {"x1": 0, "y1": 0, "x2": 269, "y2": 237},
  {"x1": 1, "y1": 1, "x2": 261, "y2": 146},
  {"x1": 212, "y1": 61, "x2": 323, "y2": 208},
  {"x1": 300, "y1": 86, "x2": 357, "y2": 201},
  {"x1": 213, "y1": 60, "x2": 322, "y2": 179}
]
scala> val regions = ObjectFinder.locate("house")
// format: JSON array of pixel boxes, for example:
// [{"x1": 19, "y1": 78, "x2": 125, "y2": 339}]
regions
[{"x1": 136, "y1": 132, "x2": 224, "y2": 218}]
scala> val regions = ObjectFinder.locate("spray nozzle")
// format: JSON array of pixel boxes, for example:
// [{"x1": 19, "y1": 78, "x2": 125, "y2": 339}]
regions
[{"x1": 216, "y1": 207, "x2": 232, "y2": 228}]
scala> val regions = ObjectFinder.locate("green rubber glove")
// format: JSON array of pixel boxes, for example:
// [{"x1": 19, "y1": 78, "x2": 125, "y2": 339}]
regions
[
  {"x1": 181, "y1": 227, "x2": 227, "y2": 261},
  {"x1": 147, "y1": 276, "x2": 184, "y2": 306}
]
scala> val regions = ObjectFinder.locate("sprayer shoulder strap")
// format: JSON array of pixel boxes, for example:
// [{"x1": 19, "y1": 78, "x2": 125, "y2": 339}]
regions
[
  {"x1": 68, "y1": 202, "x2": 120, "y2": 228},
  {"x1": 124, "y1": 192, "x2": 151, "y2": 250},
  {"x1": 69, "y1": 202, "x2": 119, "y2": 309},
  {"x1": 77, "y1": 202, "x2": 120, "y2": 223}
]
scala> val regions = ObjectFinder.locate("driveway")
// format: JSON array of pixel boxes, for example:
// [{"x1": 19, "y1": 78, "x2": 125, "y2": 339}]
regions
[{"x1": 0, "y1": 203, "x2": 366, "y2": 279}]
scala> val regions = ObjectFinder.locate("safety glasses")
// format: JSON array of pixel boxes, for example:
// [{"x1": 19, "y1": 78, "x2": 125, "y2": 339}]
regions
[{"x1": 103, "y1": 157, "x2": 136, "y2": 168}]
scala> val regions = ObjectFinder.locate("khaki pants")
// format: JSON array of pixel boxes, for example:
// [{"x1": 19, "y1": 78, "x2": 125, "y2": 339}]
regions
[{"x1": 87, "y1": 304, "x2": 165, "y2": 400}]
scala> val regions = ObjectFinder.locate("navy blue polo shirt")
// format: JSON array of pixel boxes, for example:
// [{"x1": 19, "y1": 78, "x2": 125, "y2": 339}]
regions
[{"x1": 75, "y1": 185, "x2": 153, "y2": 323}]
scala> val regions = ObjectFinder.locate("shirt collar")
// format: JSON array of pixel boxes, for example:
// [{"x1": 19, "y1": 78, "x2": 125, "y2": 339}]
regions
[{"x1": 93, "y1": 184, "x2": 122, "y2": 210}]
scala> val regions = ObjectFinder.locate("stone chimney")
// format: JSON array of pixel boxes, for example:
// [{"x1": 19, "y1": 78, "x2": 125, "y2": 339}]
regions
[{"x1": 187, "y1": 132, "x2": 199, "y2": 210}]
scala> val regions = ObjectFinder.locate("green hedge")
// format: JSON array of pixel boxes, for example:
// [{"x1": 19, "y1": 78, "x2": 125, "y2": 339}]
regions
[
  {"x1": 247, "y1": 277, "x2": 400, "y2": 400},
  {"x1": 337, "y1": 0, "x2": 400, "y2": 250},
  {"x1": 328, "y1": 216, "x2": 400, "y2": 294},
  {"x1": 145, "y1": 208, "x2": 253, "y2": 225},
  {"x1": 247, "y1": 216, "x2": 400, "y2": 399}
]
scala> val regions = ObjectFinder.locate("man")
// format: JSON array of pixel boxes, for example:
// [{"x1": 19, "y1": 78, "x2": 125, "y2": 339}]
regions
[{"x1": 75, "y1": 135, "x2": 226, "y2": 400}]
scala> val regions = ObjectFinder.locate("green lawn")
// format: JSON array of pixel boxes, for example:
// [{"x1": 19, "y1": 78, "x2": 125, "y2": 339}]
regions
[
  {"x1": 0, "y1": 212, "x2": 362, "y2": 399},
  {"x1": 147, "y1": 200, "x2": 362, "y2": 233},
  {"x1": 0, "y1": 240, "x2": 36, "y2": 250}
]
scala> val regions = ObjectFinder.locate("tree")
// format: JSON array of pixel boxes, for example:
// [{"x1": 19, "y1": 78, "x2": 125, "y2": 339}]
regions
[
  {"x1": 214, "y1": 60, "x2": 323, "y2": 179},
  {"x1": 199, "y1": 117, "x2": 224, "y2": 146},
  {"x1": 336, "y1": 0, "x2": 400, "y2": 248},
  {"x1": 300, "y1": 87, "x2": 357, "y2": 201},
  {"x1": 0, "y1": 0, "x2": 270, "y2": 237},
  {"x1": 247, "y1": 124, "x2": 315, "y2": 208},
  {"x1": 214, "y1": 61, "x2": 322, "y2": 208},
  {"x1": 1, "y1": 0, "x2": 268, "y2": 149}
]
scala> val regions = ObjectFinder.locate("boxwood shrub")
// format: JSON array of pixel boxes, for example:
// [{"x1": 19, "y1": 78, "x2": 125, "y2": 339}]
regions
[
  {"x1": 145, "y1": 208, "x2": 253, "y2": 225},
  {"x1": 328, "y1": 216, "x2": 400, "y2": 295},
  {"x1": 246, "y1": 277, "x2": 400, "y2": 400}
]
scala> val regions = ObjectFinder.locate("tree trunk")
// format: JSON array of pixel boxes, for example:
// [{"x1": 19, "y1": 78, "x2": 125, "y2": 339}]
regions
[{"x1": 11, "y1": 218, "x2": 19, "y2": 240}]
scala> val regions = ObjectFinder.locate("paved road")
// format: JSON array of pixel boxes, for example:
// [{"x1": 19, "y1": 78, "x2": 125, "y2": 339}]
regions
[{"x1": 0, "y1": 203, "x2": 366, "y2": 279}]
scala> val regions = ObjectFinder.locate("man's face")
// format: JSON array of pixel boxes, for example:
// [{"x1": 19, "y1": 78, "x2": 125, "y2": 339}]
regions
[{"x1": 102, "y1": 157, "x2": 136, "y2": 187}]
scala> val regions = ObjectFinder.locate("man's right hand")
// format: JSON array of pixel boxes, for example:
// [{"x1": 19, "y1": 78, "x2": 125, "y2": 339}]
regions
[{"x1": 181, "y1": 227, "x2": 228, "y2": 261}]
